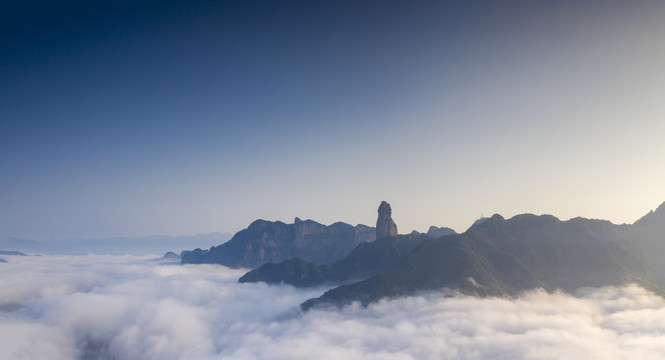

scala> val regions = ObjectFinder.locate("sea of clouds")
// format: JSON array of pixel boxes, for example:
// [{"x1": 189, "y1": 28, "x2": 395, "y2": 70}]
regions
[{"x1": 1, "y1": 254, "x2": 665, "y2": 360}]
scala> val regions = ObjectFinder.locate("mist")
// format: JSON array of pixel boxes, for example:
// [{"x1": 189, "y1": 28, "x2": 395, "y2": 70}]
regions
[{"x1": 1, "y1": 255, "x2": 664, "y2": 360}]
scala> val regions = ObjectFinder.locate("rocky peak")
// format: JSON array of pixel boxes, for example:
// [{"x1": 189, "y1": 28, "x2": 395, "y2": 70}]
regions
[
  {"x1": 656, "y1": 201, "x2": 665, "y2": 214},
  {"x1": 376, "y1": 201, "x2": 398, "y2": 239},
  {"x1": 634, "y1": 201, "x2": 665, "y2": 227}
]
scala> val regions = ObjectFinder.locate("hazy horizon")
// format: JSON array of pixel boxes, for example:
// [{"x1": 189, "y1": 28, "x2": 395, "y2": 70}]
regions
[
  {"x1": 3, "y1": 0, "x2": 665, "y2": 242},
  {"x1": 3, "y1": 200, "x2": 664, "y2": 243}
]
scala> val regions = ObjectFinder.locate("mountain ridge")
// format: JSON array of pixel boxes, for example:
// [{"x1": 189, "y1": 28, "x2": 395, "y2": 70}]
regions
[
  {"x1": 183, "y1": 201, "x2": 413, "y2": 269},
  {"x1": 182, "y1": 218, "x2": 376, "y2": 268},
  {"x1": 299, "y1": 204, "x2": 664, "y2": 310}
]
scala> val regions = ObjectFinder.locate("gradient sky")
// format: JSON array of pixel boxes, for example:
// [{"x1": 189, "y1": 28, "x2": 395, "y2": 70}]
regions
[{"x1": 2, "y1": 0, "x2": 665, "y2": 241}]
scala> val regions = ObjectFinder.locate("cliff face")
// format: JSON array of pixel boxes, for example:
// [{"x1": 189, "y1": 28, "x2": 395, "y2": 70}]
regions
[
  {"x1": 376, "y1": 201, "x2": 398, "y2": 239},
  {"x1": 182, "y1": 218, "x2": 376, "y2": 268}
]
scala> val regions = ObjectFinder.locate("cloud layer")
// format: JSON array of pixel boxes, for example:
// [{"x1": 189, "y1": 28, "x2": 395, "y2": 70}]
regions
[{"x1": 1, "y1": 255, "x2": 665, "y2": 360}]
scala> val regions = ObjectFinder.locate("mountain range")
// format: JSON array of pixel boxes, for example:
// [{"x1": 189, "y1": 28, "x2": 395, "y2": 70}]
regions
[
  {"x1": 232, "y1": 201, "x2": 665, "y2": 310},
  {"x1": 182, "y1": 201, "x2": 458, "y2": 269},
  {"x1": 182, "y1": 217, "x2": 376, "y2": 268}
]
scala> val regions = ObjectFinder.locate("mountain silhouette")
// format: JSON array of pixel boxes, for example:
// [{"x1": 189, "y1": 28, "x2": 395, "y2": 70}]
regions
[
  {"x1": 232, "y1": 201, "x2": 665, "y2": 311},
  {"x1": 299, "y1": 204, "x2": 665, "y2": 310}
]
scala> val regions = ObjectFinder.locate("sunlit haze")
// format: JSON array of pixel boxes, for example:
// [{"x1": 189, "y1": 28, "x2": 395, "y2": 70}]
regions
[{"x1": 2, "y1": 0, "x2": 664, "y2": 241}]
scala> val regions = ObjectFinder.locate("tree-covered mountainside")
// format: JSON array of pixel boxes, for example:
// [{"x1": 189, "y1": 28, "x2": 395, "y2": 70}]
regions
[{"x1": 299, "y1": 202, "x2": 665, "y2": 310}]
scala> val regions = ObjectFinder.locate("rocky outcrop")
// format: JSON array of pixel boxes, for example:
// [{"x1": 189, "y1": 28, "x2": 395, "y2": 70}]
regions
[
  {"x1": 376, "y1": 201, "x2": 398, "y2": 239},
  {"x1": 182, "y1": 218, "x2": 375, "y2": 268}
]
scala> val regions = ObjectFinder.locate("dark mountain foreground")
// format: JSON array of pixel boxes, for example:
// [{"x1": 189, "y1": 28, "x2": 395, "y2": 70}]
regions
[
  {"x1": 229, "y1": 200, "x2": 665, "y2": 311},
  {"x1": 300, "y1": 203, "x2": 665, "y2": 310}
]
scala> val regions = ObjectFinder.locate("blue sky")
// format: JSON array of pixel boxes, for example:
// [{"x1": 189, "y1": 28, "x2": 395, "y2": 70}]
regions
[{"x1": 2, "y1": 0, "x2": 665, "y2": 241}]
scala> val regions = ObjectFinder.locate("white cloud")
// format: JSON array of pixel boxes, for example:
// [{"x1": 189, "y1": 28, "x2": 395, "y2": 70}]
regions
[{"x1": 1, "y1": 255, "x2": 665, "y2": 360}]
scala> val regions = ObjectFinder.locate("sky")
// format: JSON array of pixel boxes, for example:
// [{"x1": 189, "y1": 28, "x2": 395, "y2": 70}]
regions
[
  {"x1": 2, "y1": 0, "x2": 665, "y2": 241},
  {"x1": 2, "y1": 255, "x2": 665, "y2": 359}
]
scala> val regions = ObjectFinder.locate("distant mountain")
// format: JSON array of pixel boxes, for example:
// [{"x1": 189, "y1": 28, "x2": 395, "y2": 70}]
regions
[
  {"x1": 0, "y1": 250, "x2": 27, "y2": 256},
  {"x1": 2, "y1": 238, "x2": 43, "y2": 253},
  {"x1": 0, "y1": 250, "x2": 29, "y2": 263},
  {"x1": 1, "y1": 233, "x2": 231, "y2": 255},
  {"x1": 426, "y1": 226, "x2": 456, "y2": 238},
  {"x1": 163, "y1": 251, "x2": 181, "y2": 259},
  {"x1": 182, "y1": 217, "x2": 375, "y2": 268},
  {"x1": 299, "y1": 204, "x2": 665, "y2": 310}
]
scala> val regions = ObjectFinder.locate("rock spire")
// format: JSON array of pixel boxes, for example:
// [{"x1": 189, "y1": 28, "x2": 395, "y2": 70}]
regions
[{"x1": 376, "y1": 201, "x2": 398, "y2": 239}]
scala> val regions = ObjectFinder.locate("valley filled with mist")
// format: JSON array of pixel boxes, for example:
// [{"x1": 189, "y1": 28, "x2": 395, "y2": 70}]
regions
[{"x1": 2, "y1": 254, "x2": 665, "y2": 360}]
